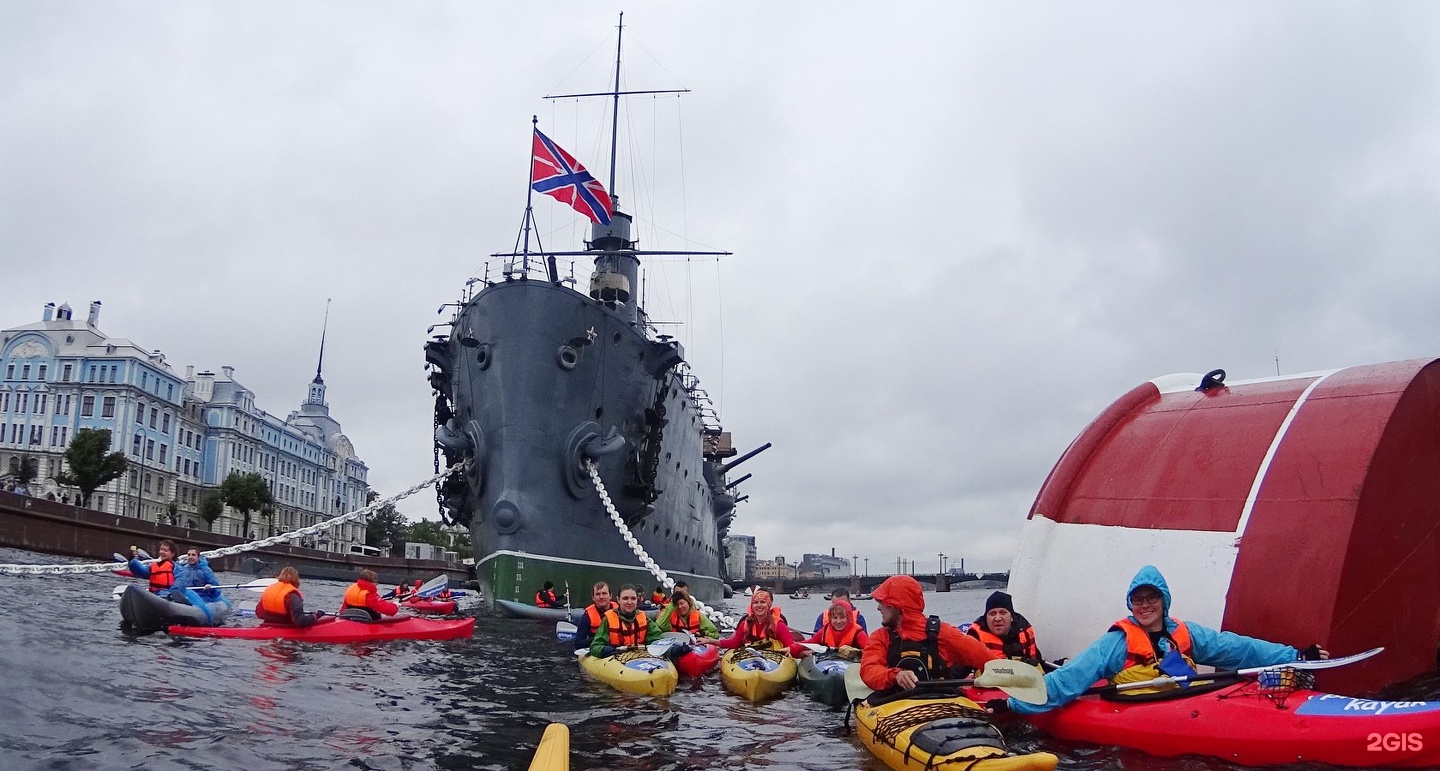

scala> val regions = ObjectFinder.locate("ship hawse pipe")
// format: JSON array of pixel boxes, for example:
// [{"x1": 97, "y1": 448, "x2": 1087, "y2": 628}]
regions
[{"x1": 720, "y1": 442, "x2": 772, "y2": 474}]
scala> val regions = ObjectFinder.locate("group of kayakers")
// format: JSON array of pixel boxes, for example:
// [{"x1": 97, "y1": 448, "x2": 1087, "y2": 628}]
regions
[
  {"x1": 127, "y1": 540, "x2": 224, "y2": 603},
  {"x1": 853, "y1": 565, "x2": 1329, "y2": 714}
]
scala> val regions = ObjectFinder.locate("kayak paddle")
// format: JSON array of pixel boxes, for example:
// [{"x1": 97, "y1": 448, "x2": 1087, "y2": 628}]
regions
[
  {"x1": 847, "y1": 658, "x2": 1050, "y2": 706},
  {"x1": 1084, "y1": 646, "x2": 1385, "y2": 696},
  {"x1": 110, "y1": 578, "x2": 278, "y2": 600},
  {"x1": 556, "y1": 621, "x2": 578, "y2": 642}
]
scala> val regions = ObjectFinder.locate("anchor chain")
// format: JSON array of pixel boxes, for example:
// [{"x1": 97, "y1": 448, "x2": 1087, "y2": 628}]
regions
[
  {"x1": 585, "y1": 458, "x2": 736, "y2": 631},
  {"x1": 0, "y1": 462, "x2": 466, "y2": 576}
]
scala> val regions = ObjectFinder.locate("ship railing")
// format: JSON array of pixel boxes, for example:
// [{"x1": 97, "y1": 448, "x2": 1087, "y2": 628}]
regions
[
  {"x1": 472, "y1": 255, "x2": 582, "y2": 289},
  {"x1": 677, "y1": 364, "x2": 723, "y2": 434}
]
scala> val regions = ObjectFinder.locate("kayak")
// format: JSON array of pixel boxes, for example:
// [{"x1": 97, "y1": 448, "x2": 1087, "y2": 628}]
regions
[
  {"x1": 496, "y1": 599, "x2": 583, "y2": 623},
  {"x1": 402, "y1": 597, "x2": 457, "y2": 614},
  {"x1": 168, "y1": 615, "x2": 475, "y2": 643},
  {"x1": 675, "y1": 642, "x2": 720, "y2": 678},
  {"x1": 527, "y1": 723, "x2": 569, "y2": 771},
  {"x1": 798, "y1": 653, "x2": 853, "y2": 707},
  {"x1": 119, "y1": 585, "x2": 232, "y2": 635},
  {"x1": 856, "y1": 692, "x2": 1059, "y2": 771},
  {"x1": 719, "y1": 647, "x2": 797, "y2": 702},
  {"x1": 1023, "y1": 679, "x2": 1440, "y2": 768},
  {"x1": 578, "y1": 648, "x2": 678, "y2": 696}
]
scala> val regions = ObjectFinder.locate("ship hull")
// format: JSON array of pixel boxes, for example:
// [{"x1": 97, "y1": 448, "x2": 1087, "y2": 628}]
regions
[{"x1": 436, "y1": 274, "x2": 734, "y2": 608}]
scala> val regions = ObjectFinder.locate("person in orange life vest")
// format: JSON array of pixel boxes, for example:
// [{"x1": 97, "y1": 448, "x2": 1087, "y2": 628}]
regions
[
  {"x1": 650, "y1": 585, "x2": 668, "y2": 606},
  {"x1": 127, "y1": 540, "x2": 178, "y2": 596},
  {"x1": 589, "y1": 585, "x2": 664, "y2": 656},
  {"x1": 574, "y1": 581, "x2": 615, "y2": 650},
  {"x1": 340, "y1": 569, "x2": 400, "y2": 621},
  {"x1": 657, "y1": 590, "x2": 719, "y2": 638},
  {"x1": 964, "y1": 591, "x2": 1043, "y2": 667},
  {"x1": 812, "y1": 586, "x2": 869, "y2": 633},
  {"x1": 255, "y1": 566, "x2": 326, "y2": 627},
  {"x1": 860, "y1": 575, "x2": 1000, "y2": 694},
  {"x1": 696, "y1": 589, "x2": 811, "y2": 657},
  {"x1": 1000, "y1": 565, "x2": 1329, "y2": 715},
  {"x1": 535, "y1": 581, "x2": 565, "y2": 609},
  {"x1": 808, "y1": 601, "x2": 870, "y2": 660}
]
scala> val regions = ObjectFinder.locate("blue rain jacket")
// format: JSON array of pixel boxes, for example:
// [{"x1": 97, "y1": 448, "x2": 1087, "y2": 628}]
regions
[
  {"x1": 1009, "y1": 565, "x2": 1300, "y2": 714},
  {"x1": 172, "y1": 556, "x2": 223, "y2": 602}
]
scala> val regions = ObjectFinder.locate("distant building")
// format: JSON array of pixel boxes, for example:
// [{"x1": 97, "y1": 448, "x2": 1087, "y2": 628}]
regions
[
  {"x1": 725, "y1": 533, "x2": 756, "y2": 582},
  {"x1": 0, "y1": 301, "x2": 370, "y2": 552},
  {"x1": 801, "y1": 552, "x2": 851, "y2": 577},
  {"x1": 753, "y1": 557, "x2": 786, "y2": 580}
]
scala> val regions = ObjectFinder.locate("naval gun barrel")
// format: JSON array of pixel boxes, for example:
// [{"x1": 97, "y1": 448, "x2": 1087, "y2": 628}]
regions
[
  {"x1": 725, "y1": 473, "x2": 752, "y2": 489},
  {"x1": 721, "y1": 442, "x2": 772, "y2": 474}
]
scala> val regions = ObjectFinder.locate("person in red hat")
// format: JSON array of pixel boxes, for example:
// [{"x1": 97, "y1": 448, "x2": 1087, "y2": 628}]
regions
[{"x1": 859, "y1": 575, "x2": 1000, "y2": 694}]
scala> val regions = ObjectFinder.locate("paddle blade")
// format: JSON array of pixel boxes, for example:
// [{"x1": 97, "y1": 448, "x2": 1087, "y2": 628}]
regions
[
  {"x1": 1290, "y1": 646, "x2": 1384, "y2": 671},
  {"x1": 112, "y1": 584, "x2": 128, "y2": 600},
  {"x1": 844, "y1": 658, "x2": 873, "y2": 702},
  {"x1": 416, "y1": 575, "x2": 449, "y2": 597},
  {"x1": 975, "y1": 659, "x2": 1048, "y2": 705},
  {"x1": 233, "y1": 579, "x2": 279, "y2": 593},
  {"x1": 556, "y1": 621, "x2": 577, "y2": 643},
  {"x1": 799, "y1": 643, "x2": 829, "y2": 654}
]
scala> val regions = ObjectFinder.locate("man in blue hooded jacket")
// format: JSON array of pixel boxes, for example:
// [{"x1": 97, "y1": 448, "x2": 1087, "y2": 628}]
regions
[
  {"x1": 1001, "y1": 565, "x2": 1328, "y2": 714},
  {"x1": 172, "y1": 547, "x2": 224, "y2": 603}
]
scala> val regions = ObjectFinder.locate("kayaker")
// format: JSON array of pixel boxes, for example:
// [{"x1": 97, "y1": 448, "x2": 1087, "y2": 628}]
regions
[
  {"x1": 127, "y1": 540, "x2": 177, "y2": 596},
  {"x1": 812, "y1": 586, "x2": 869, "y2": 633},
  {"x1": 998, "y1": 565, "x2": 1329, "y2": 714},
  {"x1": 859, "y1": 575, "x2": 1000, "y2": 695},
  {"x1": 696, "y1": 588, "x2": 810, "y2": 657},
  {"x1": 172, "y1": 547, "x2": 223, "y2": 603},
  {"x1": 340, "y1": 569, "x2": 400, "y2": 621},
  {"x1": 657, "y1": 590, "x2": 718, "y2": 638},
  {"x1": 808, "y1": 601, "x2": 869, "y2": 660},
  {"x1": 589, "y1": 585, "x2": 664, "y2": 657},
  {"x1": 963, "y1": 591, "x2": 1043, "y2": 668},
  {"x1": 650, "y1": 586, "x2": 668, "y2": 606},
  {"x1": 575, "y1": 581, "x2": 615, "y2": 650},
  {"x1": 255, "y1": 566, "x2": 326, "y2": 627},
  {"x1": 535, "y1": 581, "x2": 564, "y2": 609}
]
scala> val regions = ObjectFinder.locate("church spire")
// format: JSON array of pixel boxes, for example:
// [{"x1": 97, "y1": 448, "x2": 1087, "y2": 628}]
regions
[{"x1": 307, "y1": 299, "x2": 331, "y2": 407}]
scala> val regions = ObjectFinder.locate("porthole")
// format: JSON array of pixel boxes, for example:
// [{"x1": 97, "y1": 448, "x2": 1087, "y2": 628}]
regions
[
  {"x1": 556, "y1": 345, "x2": 579, "y2": 370},
  {"x1": 475, "y1": 344, "x2": 491, "y2": 370}
]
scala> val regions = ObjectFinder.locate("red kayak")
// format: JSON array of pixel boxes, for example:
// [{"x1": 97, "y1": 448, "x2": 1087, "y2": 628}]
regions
[
  {"x1": 675, "y1": 642, "x2": 720, "y2": 678},
  {"x1": 979, "y1": 680, "x2": 1440, "y2": 768},
  {"x1": 167, "y1": 615, "x2": 474, "y2": 643},
  {"x1": 402, "y1": 597, "x2": 457, "y2": 614}
]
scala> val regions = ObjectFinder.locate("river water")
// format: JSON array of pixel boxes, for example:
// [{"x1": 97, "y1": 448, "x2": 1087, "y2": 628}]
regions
[{"x1": 1, "y1": 546, "x2": 1436, "y2": 770}]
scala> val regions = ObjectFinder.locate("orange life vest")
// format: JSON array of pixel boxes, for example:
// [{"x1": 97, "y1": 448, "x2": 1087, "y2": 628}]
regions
[
  {"x1": 535, "y1": 589, "x2": 561, "y2": 608},
  {"x1": 341, "y1": 582, "x2": 375, "y2": 611},
  {"x1": 816, "y1": 621, "x2": 860, "y2": 649},
  {"x1": 968, "y1": 624, "x2": 1040, "y2": 662},
  {"x1": 669, "y1": 608, "x2": 702, "y2": 635},
  {"x1": 258, "y1": 582, "x2": 299, "y2": 617},
  {"x1": 147, "y1": 559, "x2": 175, "y2": 594},
  {"x1": 584, "y1": 604, "x2": 608, "y2": 630},
  {"x1": 604, "y1": 608, "x2": 649, "y2": 646},
  {"x1": 651, "y1": 590, "x2": 667, "y2": 605},
  {"x1": 742, "y1": 613, "x2": 779, "y2": 647},
  {"x1": 1111, "y1": 617, "x2": 1194, "y2": 668}
]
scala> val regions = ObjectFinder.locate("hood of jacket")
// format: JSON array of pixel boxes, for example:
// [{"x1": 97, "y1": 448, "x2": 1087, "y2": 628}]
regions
[
  {"x1": 1125, "y1": 564, "x2": 1173, "y2": 618},
  {"x1": 873, "y1": 575, "x2": 928, "y2": 639}
]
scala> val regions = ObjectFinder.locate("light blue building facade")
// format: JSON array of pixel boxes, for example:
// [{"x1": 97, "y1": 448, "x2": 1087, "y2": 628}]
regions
[{"x1": 0, "y1": 301, "x2": 369, "y2": 552}]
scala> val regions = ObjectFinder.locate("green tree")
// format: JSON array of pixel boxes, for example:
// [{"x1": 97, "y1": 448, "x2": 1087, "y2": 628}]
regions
[
  {"x1": 260, "y1": 504, "x2": 276, "y2": 537},
  {"x1": 220, "y1": 471, "x2": 274, "y2": 540},
  {"x1": 406, "y1": 518, "x2": 448, "y2": 547},
  {"x1": 198, "y1": 492, "x2": 224, "y2": 531},
  {"x1": 14, "y1": 455, "x2": 39, "y2": 487},
  {"x1": 55, "y1": 428, "x2": 127, "y2": 507},
  {"x1": 166, "y1": 498, "x2": 179, "y2": 526},
  {"x1": 366, "y1": 502, "x2": 408, "y2": 552}
]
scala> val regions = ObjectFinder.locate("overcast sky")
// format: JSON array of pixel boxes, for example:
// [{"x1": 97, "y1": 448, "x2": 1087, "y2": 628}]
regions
[{"x1": 5, "y1": 3, "x2": 1439, "y2": 573}]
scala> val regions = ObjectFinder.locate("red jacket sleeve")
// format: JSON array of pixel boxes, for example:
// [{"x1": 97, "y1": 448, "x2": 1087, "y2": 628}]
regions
[
  {"x1": 860, "y1": 628, "x2": 898, "y2": 691},
  {"x1": 368, "y1": 593, "x2": 400, "y2": 616}
]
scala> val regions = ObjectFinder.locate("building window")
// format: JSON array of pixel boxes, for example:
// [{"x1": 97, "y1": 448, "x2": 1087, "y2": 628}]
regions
[
  {"x1": 58, "y1": 427, "x2": 67, "y2": 446},
  {"x1": 162, "y1": 414, "x2": 170, "y2": 433},
  {"x1": 17, "y1": 393, "x2": 27, "y2": 413},
  {"x1": 146, "y1": 439, "x2": 155, "y2": 460},
  {"x1": 101, "y1": 396, "x2": 116, "y2": 418},
  {"x1": 29, "y1": 425, "x2": 42, "y2": 445},
  {"x1": 167, "y1": 384, "x2": 174, "y2": 400},
  {"x1": 130, "y1": 469, "x2": 139, "y2": 489},
  {"x1": 0, "y1": 392, "x2": 7, "y2": 412},
  {"x1": 5, "y1": 365, "x2": 12, "y2": 379},
  {"x1": 132, "y1": 435, "x2": 142, "y2": 456},
  {"x1": 143, "y1": 473, "x2": 151, "y2": 493},
  {"x1": 136, "y1": 402, "x2": 145, "y2": 424},
  {"x1": 62, "y1": 364, "x2": 72, "y2": 382},
  {"x1": 34, "y1": 395, "x2": 46, "y2": 415},
  {"x1": 81, "y1": 395, "x2": 95, "y2": 417},
  {"x1": 37, "y1": 365, "x2": 47, "y2": 381},
  {"x1": 21, "y1": 365, "x2": 30, "y2": 380},
  {"x1": 159, "y1": 444, "x2": 168, "y2": 464},
  {"x1": 149, "y1": 408, "x2": 157, "y2": 429}
]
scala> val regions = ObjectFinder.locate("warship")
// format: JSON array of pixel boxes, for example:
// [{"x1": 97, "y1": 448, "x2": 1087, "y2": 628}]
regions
[{"x1": 428, "y1": 18, "x2": 766, "y2": 607}]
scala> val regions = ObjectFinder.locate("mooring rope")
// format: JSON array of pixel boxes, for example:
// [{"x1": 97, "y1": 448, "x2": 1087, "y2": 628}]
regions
[
  {"x1": 0, "y1": 463, "x2": 464, "y2": 576},
  {"x1": 585, "y1": 458, "x2": 737, "y2": 631}
]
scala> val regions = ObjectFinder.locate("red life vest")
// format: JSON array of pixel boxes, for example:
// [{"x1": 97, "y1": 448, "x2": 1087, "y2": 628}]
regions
[
  {"x1": 258, "y1": 582, "x2": 299, "y2": 617},
  {"x1": 651, "y1": 590, "x2": 668, "y2": 605},
  {"x1": 147, "y1": 559, "x2": 175, "y2": 594},
  {"x1": 669, "y1": 608, "x2": 702, "y2": 635},
  {"x1": 535, "y1": 589, "x2": 561, "y2": 608},
  {"x1": 816, "y1": 621, "x2": 860, "y2": 649},
  {"x1": 604, "y1": 608, "x2": 649, "y2": 646}
]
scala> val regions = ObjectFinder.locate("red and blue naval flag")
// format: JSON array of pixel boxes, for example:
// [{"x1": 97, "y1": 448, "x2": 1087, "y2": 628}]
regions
[{"x1": 531, "y1": 129, "x2": 613, "y2": 225}]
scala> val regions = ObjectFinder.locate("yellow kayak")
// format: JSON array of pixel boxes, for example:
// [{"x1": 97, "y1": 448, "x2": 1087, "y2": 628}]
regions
[
  {"x1": 855, "y1": 693, "x2": 1058, "y2": 771},
  {"x1": 719, "y1": 647, "x2": 797, "y2": 702},
  {"x1": 526, "y1": 723, "x2": 569, "y2": 771},
  {"x1": 578, "y1": 649, "x2": 678, "y2": 696}
]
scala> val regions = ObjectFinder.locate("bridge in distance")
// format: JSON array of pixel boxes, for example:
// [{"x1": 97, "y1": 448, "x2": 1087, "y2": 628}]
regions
[{"x1": 727, "y1": 572, "x2": 1010, "y2": 595}]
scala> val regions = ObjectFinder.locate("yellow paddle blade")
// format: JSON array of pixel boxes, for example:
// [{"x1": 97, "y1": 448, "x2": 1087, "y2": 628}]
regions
[{"x1": 974, "y1": 659, "x2": 1048, "y2": 705}]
